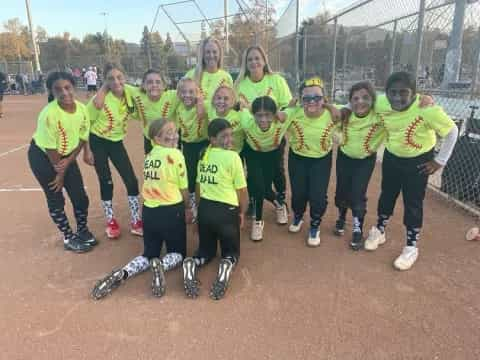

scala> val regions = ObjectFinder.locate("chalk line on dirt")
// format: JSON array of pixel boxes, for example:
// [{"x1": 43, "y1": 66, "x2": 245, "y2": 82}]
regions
[{"x1": 0, "y1": 144, "x2": 29, "y2": 159}]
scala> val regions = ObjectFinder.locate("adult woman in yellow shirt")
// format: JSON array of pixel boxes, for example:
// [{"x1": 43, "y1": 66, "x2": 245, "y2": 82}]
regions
[
  {"x1": 28, "y1": 72, "x2": 95, "y2": 254},
  {"x1": 364, "y1": 72, "x2": 458, "y2": 270},
  {"x1": 184, "y1": 37, "x2": 233, "y2": 106},
  {"x1": 92, "y1": 119, "x2": 192, "y2": 299},
  {"x1": 182, "y1": 119, "x2": 248, "y2": 300},
  {"x1": 84, "y1": 62, "x2": 142, "y2": 239}
]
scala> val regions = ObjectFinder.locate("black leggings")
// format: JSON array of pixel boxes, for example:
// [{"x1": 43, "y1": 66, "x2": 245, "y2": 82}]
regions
[
  {"x1": 288, "y1": 150, "x2": 332, "y2": 227},
  {"x1": 182, "y1": 140, "x2": 209, "y2": 194},
  {"x1": 335, "y1": 150, "x2": 376, "y2": 219},
  {"x1": 28, "y1": 140, "x2": 89, "y2": 213},
  {"x1": 273, "y1": 138, "x2": 287, "y2": 202},
  {"x1": 194, "y1": 199, "x2": 240, "y2": 264},
  {"x1": 378, "y1": 149, "x2": 433, "y2": 228},
  {"x1": 89, "y1": 133, "x2": 139, "y2": 201},
  {"x1": 244, "y1": 143, "x2": 284, "y2": 221},
  {"x1": 142, "y1": 202, "x2": 187, "y2": 259}
]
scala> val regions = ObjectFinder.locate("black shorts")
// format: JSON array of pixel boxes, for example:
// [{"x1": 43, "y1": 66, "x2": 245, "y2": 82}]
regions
[{"x1": 87, "y1": 85, "x2": 97, "y2": 92}]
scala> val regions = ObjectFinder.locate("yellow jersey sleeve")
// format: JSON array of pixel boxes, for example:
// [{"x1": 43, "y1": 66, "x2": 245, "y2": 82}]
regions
[
  {"x1": 35, "y1": 106, "x2": 58, "y2": 150},
  {"x1": 423, "y1": 105, "x2": 455, "y2": 138}
]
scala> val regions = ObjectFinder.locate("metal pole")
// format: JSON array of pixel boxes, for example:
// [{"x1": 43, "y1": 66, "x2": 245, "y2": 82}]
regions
[
  {"x1": 331, "y1": 17, "x2": 338, "y2": 99},
  {"x1": 441, "y1": 0, "x2": 467, "y2": 89},
  {"x1": 25, "y1": 0, "x2": 41, "y2": 77},
  {"x1": 294, "y1": 0, "x2": 300, "y2": 89},
  {"x1": 342, "y1": 31, "x2": 349, "y2": 91},
  {"x1": 389, "y1": 20, "x2": 398, "y2": 75},
  {"x1": 414, "y1": 0, "x2": 426, "y2": 79},
  {"x1": 160, "y1": 5, "x2": 192, "y2": 52},
  {"x1": 303, "y1": 25, "x2": 307, "y2": 80},
  {"x1": 471, "y1": 27, "x2": 480, "y2": 98},
  {"x1": 224, "y1": 0, "x2": 229, "y2": 55}
]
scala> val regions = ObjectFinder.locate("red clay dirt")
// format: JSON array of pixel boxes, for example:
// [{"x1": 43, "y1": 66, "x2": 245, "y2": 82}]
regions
[{"x1": 0, "y1": 95, "x2": 479, "y2": 360}]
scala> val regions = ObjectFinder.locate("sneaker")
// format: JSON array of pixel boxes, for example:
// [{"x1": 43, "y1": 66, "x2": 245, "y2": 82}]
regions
[
  {"x1": 251, "y1": 220, "x2": 264, "y2": 241},
  {"x1": 105, "y1": 219, "x2": 121, "y2": 239},
  {"x1": 393, "y1": 246, "x2": 419, "y2": 271},
  {"x1": 63, "y1": 234, "x2": 93, "y2": 253},
  {"x1": 307, "y1": 227, "x2": 321, "y2": 247},
  {"x1": 183, "y1": 257, "x2": 199, "y2": 298},
  {"x1": 77, "y1": 229, "x2": 98, "y2": 246},
  {"x1": 364, "y1": 226, "x2": 386, "y2": 251},
  {"x1": 275, "y1": 203, "x2": 288, "y2": 225},
  {"x1": 288, "y1": 215, "x2": 304, "y2": 233},
  {"x1": 150, "y1": 258, "x2": 166, "y2": 297},
  {"x1": 210, "y1": 258, "x2": 234, "y2": 300},
  {"x1": 334, "y1": 218, "x2": 345, "y2": 236},
  {"x1": 91, "y1": 269, "x2": 124, "y2": 300},
  {"x1": 350, "y1": 232, "x2": 363, "y2": 251},
  {"x1": 130, "y1": 220, "x2": 143, "y2": 236}
]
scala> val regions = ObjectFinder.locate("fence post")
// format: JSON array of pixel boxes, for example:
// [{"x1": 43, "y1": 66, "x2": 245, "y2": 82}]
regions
[
  {"x1": 303, "y1": 25, "x2": 307, "y2": 80},
  {"x1": 471, "y1": 26, "x2": 480, "y2": 98},
  {"x1": 389, "y1": 20, "x2": 398, "y2": 75},
  {"x1": 414, "y1": 0, "x2": 426, "y2": 79},
  {"x1": 294, "y1": 0, "x2": 300, "y2": 90},
  {"x1": 331, "y1": 17, "x2": 338, "y2": 100},
  {"x1": 342, "y1": 31, "x2": 349, "y2": 92},
  {"x1": 441, "y1": 0, "x2": 467, "y2": 89}
]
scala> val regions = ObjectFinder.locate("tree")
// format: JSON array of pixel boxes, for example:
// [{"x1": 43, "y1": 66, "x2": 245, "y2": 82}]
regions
[
  {"x1": 1, "y1": 18, "x2": 30, "y2": 60},
  {"x1": 164, "y1": 33, "x2": 174, "y2": 53}
]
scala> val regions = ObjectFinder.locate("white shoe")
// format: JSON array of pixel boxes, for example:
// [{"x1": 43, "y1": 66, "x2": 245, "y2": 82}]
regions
[
  {"x1": 288, "y1": 217, "x2": 304, "y2": 233},
  {"x1": 364, "y1": 226, "x2": 386, "y2": 251},
  {"x1": 393, "y1": 246, "x2": 419, "y2": 271},
  {"x1": 307, "y1": 228, "x2": 321, "y2": 247},
  {"x1": 275, "y1": 204, "x2": 288, "y2": 225},
  {"x1": 251, "y1": 220, "x2": 264, "y2": 241}
]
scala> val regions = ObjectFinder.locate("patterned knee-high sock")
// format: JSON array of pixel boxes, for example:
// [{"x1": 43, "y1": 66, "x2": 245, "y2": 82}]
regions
[
  {"x1": 101, "y1": 200, "x2": 114, "y2": 222},
  {"x1": 352, "y1": 216, "x2": 364, "y2": 234},
  {"x1": 406, "y1": 227, "x2": 420, "y2": 247},
  {"x1": 49, "y1": 209, "x2": 73, "y2": 241},
  {"x1": 162, "y1": 253, "x2": 183, "y2": 271},
  {"x1": 74, "y1": 208, "x2": 88, "y2": 233},
  {"x1": 122, "y1": 256, "x2": 149, "y2": 279},
  {"x1": 376, "y1": 214, "x2": 390, "y2": 234},
  {"x1": 127, "y1": 196, "x2": 141, "y2": 224}
]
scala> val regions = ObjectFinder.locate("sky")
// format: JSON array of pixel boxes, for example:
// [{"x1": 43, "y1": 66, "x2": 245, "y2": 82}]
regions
[{"x1": 1, "y1": 0, "x2": 352, "y2": 43}]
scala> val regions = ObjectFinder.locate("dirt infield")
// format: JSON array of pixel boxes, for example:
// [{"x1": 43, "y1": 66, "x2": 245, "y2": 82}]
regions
[{"x1": 0, "y1": 95, "x2": 479, "y2": 360}]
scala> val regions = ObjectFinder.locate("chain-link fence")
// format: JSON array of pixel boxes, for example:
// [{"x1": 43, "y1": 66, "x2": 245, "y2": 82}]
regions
[{"x1": 269, "y1": 0, "x2": 480, "y2": 217}]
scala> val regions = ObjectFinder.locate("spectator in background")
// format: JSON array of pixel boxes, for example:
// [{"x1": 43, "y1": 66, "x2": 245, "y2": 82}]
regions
[
  {"x1": 0, "y1": 70, "x2": 6, "y2": 118},
  {"x1": 84, "y1": 66, "x2": 98, "y2": 98}
]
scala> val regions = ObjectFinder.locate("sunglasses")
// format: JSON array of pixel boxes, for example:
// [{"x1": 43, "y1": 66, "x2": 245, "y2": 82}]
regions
[{"x1": 302, "y1": 95, "x2": 323, "y2": 103}]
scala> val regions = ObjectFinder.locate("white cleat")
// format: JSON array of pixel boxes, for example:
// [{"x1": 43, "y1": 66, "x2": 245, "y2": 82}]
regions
[
  {"x1": 364, "y1": 226, "x2": 386, "y2": 251},
  {"x1": 307, "y1": 228, "x2": 321, "y2": 247},
  {"x1": 275, "y1": 204, "x2": 288, "y2": 225},
  {"x1": 288, "y1": 218, "x2": 304, "y2": 233},
  {"x1": 393, "y1": 246, "x2": 419, "y2": 271},
  {"x1": 251, "y1": 220, "x2": 264, "y2": 241}
]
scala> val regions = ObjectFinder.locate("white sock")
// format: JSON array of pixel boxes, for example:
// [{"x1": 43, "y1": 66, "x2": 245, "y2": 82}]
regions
[
  {"x1": 122, "y1": 256, "x2": 149, "y2": 279},
  {"x1": 101, "y1": 200, "x2": 114, "y2": 222},
  {"x1": 128, "y1": 196, "x2": 141, "y2": 223}
]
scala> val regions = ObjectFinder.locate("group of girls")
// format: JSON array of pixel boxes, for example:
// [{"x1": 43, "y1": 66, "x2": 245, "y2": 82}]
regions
[{"x1": 28, "y1": 36, "x2": 458, "y2": 302}]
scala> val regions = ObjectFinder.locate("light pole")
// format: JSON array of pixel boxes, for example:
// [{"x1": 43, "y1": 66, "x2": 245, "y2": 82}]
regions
[
  {"x1": 100, "y1": 12, "x2": 110, "y2": 56},
  {"x1": 25, "y1": 0, "x2": 41, "y2": 77}
]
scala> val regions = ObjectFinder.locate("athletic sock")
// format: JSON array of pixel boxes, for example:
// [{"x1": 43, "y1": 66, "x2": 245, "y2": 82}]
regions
[
  {"x1": 162, "y1": 253, "x2": 183, "y2": 271},
  {"x1": 127, "y1": 196, "x2": 141, "y2": 224},
  {"x1": 352, "y1": 216, "x2": 364, "y2": 234},
  {"x1": 101, "y1": 200, "x2": 114, "y2": 222},
  {"x1": 74, "y1": 208, "x2": 88, "y2": 233},
  {"x1": 49, "y1": 208, "x2": 73, "y2": 241},
  {"x1": 377, "y1": 214, "x2": 390, "y2": 234},
  {"x1": 122, "y1": 256, "x2": 149, "y2": 279},
  {"x1": 406, "y1": 227, "x2": 420, "y2": 247}
]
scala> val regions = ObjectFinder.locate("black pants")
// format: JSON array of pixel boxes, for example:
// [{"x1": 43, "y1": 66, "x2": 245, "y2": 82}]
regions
[
  {"x1": 144, "y1": 136, "x2": 153, "y2": 155},
  {"x1": 378, "y1": 149, "x2": 433, "y2": 228},
  {"x1": 288, "y1": 150, "x2": 332, "y2": 227},
  {"x1": 273, "y1": 138, "x2": 287, "y2": 202},
  {"x1": 142, "y1": 202, "x2": 186, "y2": 259},
  {"x1": 28, "y1": 140, "x2": 89, "y2": 213},
  {"x1": 89, "y1": 133, "x2": 139, "y2": 201},
  {"x1": 244, "y1": 143, "x2": 284, "y2": 221},
  {"x1": 182, "y1": 140, "x2": 209, "y2": 194},
  {"x1": 335, "y1": 150, "x2": 376, "y2": 219},
  {"x1": 194, "y1": 199, "x2": 240, "y2": 263}
]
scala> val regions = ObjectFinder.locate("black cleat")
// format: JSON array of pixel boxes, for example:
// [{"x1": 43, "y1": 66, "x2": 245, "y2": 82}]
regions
[
  {"x1": 350, "y1": 232, "x2": 363, "y2": 251},
  {"x1": 183, "y1": 258, "x2": 199, "y2": 298},
  {"x1": 334, "y1": 219, "x2": 345, "y2": 236},
  {"x1": 91, "y1": 269, "x2": 124, "y2": 300},
  {"x1": 210, "y1": 258, "x2": 234, "y2": 300},
  {"x1": 64, "y1": 234, "x2": 93, "y2": 253},
  {"x1": 150, "y1": 258, "x2": 166, "y2": 297},
  {"x1": 77, "y1": 229, "x2": 98, "y2": 246}
]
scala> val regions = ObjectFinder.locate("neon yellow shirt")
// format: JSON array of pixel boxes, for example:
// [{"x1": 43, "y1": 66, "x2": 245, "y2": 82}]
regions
[
  {"x1": 236, "y1": 73, "x2": 292, "y2": 109},
  {"x1": 88, "y1": 84, "x2": 135, "y2": 141},
  {"x1": 241, "y1": 112, "x2": 291, "y2": 152},
  {"x1": 197, "y1": 146, "x2": 247, "y2": 207},
  {"x1": 174, "y1": 102, "x2": 207, "y2": 143},
  {"x1": 375, "y1": 96, "x2": 455, "y2": 158},
  {"x1": 185, "y1": 68, "x2": 233, "y2": 105},
  {"x1": 143, "y1": 145, "x2": 188, "y2": 208},
  {"x1": 285, "y1": 106, "x2": 338, "y2": 158},
  {"x1": 131, "y1": 88, "x2": 178, "y2": 137},
  {"x1": 33, "y1": 100, "x2": 89, "y2": 156},
  {"x1": 340, "y1": 110, "x2": 385, "y2": 159},
  {"x1": 207, "y1": 108, "x2": 247, "y2": 153}
]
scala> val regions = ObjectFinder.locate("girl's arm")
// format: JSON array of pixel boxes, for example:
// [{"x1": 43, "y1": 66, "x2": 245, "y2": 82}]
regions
[
  {"x1": 92, "y1": 83, "x2": 108, "y2": 110},
  {"x1": 276, "y1": 110, "x2": 287, "y2": 123},
  {"x1": 322, "y1": 103, "x2": 343, "y2": 122},
  {"x1": 196, "y1": 93, "x2": 206, "y2": 122},
  {"x1": 418, "y1": 126, "x2": 459, "y2": 175},
  {"x1": 236, "y1": 187, "x2": 248, "y2": 229},
  {"x1": 54, "y1": 140, "x2": 87, "y2": 173},
  {"x1": 181, "y1": 188, "x2": 193, "y2": 224}
]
